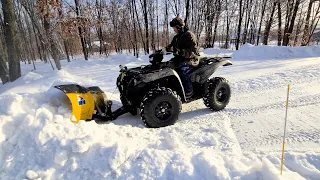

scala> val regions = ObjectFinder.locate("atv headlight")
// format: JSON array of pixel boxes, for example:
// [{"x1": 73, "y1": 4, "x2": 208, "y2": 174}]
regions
[{"x1": 149, "y1": 57, "x2": 153, "y2": 63}]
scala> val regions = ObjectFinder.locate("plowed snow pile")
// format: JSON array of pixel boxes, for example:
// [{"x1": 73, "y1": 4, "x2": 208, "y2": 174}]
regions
[{"x1": 0, "y1": 46, "x2": 319, "y2": 179}]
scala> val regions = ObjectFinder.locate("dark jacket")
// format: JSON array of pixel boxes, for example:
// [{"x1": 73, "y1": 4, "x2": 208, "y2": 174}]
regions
[{"x1": 166, "y1": 30, "x2": 200, "y2": 67}]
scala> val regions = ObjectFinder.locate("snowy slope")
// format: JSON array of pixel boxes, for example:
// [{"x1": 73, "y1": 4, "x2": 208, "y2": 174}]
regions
[{"x1": 0, "y1": 45, "x2": 319, "y2": 179}]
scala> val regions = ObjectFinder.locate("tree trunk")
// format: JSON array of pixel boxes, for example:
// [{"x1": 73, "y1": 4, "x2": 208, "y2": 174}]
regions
[
  {"x1": 58, "y1": 0, "x2": 70, "y2": 62},
  {"x1": 277, "y1": 0, "x2": 282, "y2": 46},
  {"x1": 236, "y1": 0, "x2": 243, "y2": 50},
  {"x1": 282, "y1": 0, "x2": 301, "y2": 46},
  {"x1": 2, "y1": 0, "x2": 21, "y2": 81},
  {"x1": 293, "y1": 8, "x2": 304, "y2": 46},
  {"x1": 165, "y1": 1, "x2": 169, "y2": 45},
  {"x1": 149, "y1": 2, "x2": 155, "y2": 51},
  {"x1": 0, "y1": 54, "x2": 9, "y2": 84},
  {"x1": 156, "y1": 0, "x2": 159, "y2": 49},
  {"x1": 185, "y1": 0, "x2": 190, "y2": 26},
  {"x1": 131, "y1": 0, "x2": 138, "y2": 57},
  {"x1": 205, "y1": 0, "x2": 214, "y2": 48},
  {"x1": 256, "y1": 0, "x2": 267, "y2": 45},
  {"x1": 143, "y1": 0, "x2": 149, "y2": 54},
  {"x1": 43, "y1": 15, "x2": 61, "y2": 70},
  {"x1": 134, "y1": 0, "x2": 146, "y2": 54},
  {"x1": 301, "y1": 0, "x2": 314, "y2": 46},
  {"x1": 224, "y1": 0, "x2": 230, "y2": 49},
  {"x1": 308, "y1": 15, "x2": 320, "y2": 43},
  {"x1": 263, "y1": 1, "x2": 277, "y2": 45},
  {"x1": 242, "y1": 0, "x2": 253, "y2": 44},
  {"x1": 75, "y1": 0, "x2": 88, "y2": 60},
  {"x1": 96, "y1": 0, "x2": 104, "y2": 55},
  {"x1": 212, "y1": 0, "x2": 221, "y2": 47},
  {"x1": 32, "y1": 23, "x2": 45, "y2": 62},
  {"x1": 307, "y1": 3, "x2": 320, "y2": 44},
  {"x1": 24, "y1": 11, "x2": 36, "y2": 68}
]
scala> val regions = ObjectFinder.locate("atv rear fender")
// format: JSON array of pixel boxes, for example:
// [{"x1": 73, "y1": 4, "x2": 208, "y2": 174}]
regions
[{"x1": 190, "y1": 59, "x2": 232, "y2": 84}]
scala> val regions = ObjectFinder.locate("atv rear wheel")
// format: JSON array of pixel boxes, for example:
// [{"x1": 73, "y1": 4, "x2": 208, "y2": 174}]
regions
[
  {"x1": 203, "y1": 77, "x2": 231, "y2": 111},
  {"x1": 140, "y1": 87, "x2": 182, "y2": 128}
]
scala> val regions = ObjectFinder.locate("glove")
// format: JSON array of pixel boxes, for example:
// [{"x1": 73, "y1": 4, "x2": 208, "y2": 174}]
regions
[
  {"x1": 161, "y1": 48, "x2": 167, "y2": 54},
  {"x1": 175, "y1": 49, "x2": 185, "y2": 57}
]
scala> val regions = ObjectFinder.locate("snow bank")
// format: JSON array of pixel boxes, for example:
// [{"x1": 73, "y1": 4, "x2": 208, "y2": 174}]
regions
[
  {"x1": 202, "y1": 48, "x2": 234, "y2": 57},
  {"x1": 0, "y1": 69, "x2": 98, "y2": 95},
  {"x1": 233, "y1": 44, "x2": 320, "y2": 60}
]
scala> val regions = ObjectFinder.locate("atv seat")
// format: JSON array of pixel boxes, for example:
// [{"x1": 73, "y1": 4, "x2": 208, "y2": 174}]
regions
[{"x1": 188, "y1": 58, "x2": 207, "y2": 74}]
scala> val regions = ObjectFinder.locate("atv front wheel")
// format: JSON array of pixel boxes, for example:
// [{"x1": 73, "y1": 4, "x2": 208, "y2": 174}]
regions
[
  {"x1": 140, "y1": 87, "x2": 182, "y2": 128},
  {"x1": 203, "y1": 77, "x2": 231, "y2": 111}
]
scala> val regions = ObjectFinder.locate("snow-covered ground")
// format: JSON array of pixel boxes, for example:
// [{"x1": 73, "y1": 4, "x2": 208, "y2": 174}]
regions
[{"x1": 0, "y1": 45, "x2": 319, "y2": 179}]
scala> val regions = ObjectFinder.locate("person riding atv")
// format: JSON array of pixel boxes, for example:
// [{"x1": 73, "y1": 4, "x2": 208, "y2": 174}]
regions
[
  {"x1": 54, "y1": 19, "x2": 233, "y2": 128},
  {"x1": 164, "y1": 17, "x2": 200, "y2": 98}
]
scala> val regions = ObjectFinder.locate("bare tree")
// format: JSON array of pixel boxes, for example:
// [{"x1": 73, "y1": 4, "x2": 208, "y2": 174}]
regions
[
  {"x1": 0, "y1": 11, "x2": 9, "y2": 83},
  {"x1": 36, "y1": 0, "x2": 62, "y2": 70},
  {"x1": 184, "y1": 0, "x2": 190, "y2": 26},
  {"x1": 277, "y1": 0, "x2": 282, "y2": 46},
  {"x1": 263, "y1": 0, "x2": 277, "y2": 45},
  {"x1": 204, "y1": 0, "x2": 214, "y2": 48},
  {"x1": 307, "y1": 1, "x2": 320, "y2": 43},
  {"x1": 242, "y1": 0, "x2": 253, "y2": 44},
  {"x1": 58, "y1": 0, "x2": 70, "y2": 62},
  {"x1": 256, "y1": 0, "x2": 267, "y2": 45},
  {"x1": 212, "y1": 0, "x2": 222, "y2": 47},
  {"x1": 301, "y1": 0, "x2": 320, "y2": 45},
  {"x1": 2, "y1": 0, "x2": 21, "y2": 81},
  {"x1": 140, "y1": 0, "x2": 149, "y2": 54},
  {"x1": 75, "y1": 0, "x2": 89, "y2": 60},
  {"x1": 282, "y1": 0, "x2": 301, "y2": 46},
  {"x1": 293, "y1": 8, "x2": 304, "y2": 46},
  {"x1": 236, "y1": 0, "x2": 244, "y2": 50},
  {"x1": 0, "y1": 54, "x2": 9, "y2": 84}
]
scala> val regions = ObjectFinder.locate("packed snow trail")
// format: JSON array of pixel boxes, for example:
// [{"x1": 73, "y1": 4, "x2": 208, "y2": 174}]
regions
[{"x1": 0, "y1": 45, "x2": 319, "y2": 179}]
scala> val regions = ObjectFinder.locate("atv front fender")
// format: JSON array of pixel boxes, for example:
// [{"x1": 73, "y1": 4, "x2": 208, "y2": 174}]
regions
[{"x1": 140, "y1": 68, "x2": 186, "y2": 102}]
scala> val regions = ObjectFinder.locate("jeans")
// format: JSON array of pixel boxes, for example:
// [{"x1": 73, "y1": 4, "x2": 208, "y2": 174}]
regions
[{"x1": 177, "y1": 63, "x2": 193, "y2": 94}]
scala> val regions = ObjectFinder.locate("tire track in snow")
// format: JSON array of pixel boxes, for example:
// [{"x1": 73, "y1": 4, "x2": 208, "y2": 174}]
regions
[
  {"x1": 225, "y1": 93, "x2": 320, "y2": 117},
  {"x1": 220, "y1": 62, "x2": 320, "y2": 151},
  {"x1": 231, "y1": 63, "x2": 320, "y2": 95}
]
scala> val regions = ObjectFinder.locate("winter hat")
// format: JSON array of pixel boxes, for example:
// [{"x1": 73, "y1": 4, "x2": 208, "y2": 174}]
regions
[{"x1": 170, "y1": 17, "x2": 185, "y2": 32}]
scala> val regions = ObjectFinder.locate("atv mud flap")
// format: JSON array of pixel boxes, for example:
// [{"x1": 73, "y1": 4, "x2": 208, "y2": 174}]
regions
[{"x1": 54, "y1": 84, "x2": 96, "y2": 123}]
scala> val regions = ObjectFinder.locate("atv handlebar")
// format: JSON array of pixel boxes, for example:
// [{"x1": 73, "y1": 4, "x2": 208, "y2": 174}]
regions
[{"x1": 119, "y1": 65, "x2": 127, "y2": 72}]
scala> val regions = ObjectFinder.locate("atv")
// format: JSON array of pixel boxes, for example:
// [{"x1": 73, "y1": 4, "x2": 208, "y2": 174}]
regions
[{"x1": 54, "y1": 50, "x2": 232, "y2": 128}]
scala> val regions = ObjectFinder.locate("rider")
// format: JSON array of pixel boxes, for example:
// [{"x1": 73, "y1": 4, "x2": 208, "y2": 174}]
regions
[{"x1": 164, "y1": 17, "x2": 200, "y2": 98}]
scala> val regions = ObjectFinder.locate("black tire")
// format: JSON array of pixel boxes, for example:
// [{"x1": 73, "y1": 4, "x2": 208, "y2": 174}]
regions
[
  {"x1": 203, "y1": 77, "x2": 231, "y2": 111},
  {"x1": 140, "y1": 87, "x2": 182, "y2": 128}
]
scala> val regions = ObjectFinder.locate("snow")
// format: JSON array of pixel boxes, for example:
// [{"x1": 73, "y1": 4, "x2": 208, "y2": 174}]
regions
[
  {"x1": 202, "y1": 48, "x2": 234, "y2": 57},
  {"x1": 0, "y1": 45, "x2": 320, "y2": 179},
  {"x1": 233, "y1": 43, "x2": 320, "y2": 60}
]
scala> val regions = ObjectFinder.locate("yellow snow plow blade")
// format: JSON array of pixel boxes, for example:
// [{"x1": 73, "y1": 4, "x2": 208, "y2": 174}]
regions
[
  {"x1": 54, "y1": 84, "x2": 95, "y2": 123},
  {"x1": 66, "y1": 92, "x2": 94, "y2": 123}
]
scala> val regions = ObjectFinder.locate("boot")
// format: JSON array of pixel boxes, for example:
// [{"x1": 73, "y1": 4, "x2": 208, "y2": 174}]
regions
[{"x1": 186, "y1": 91, "x2": 194, "y2": 99}]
